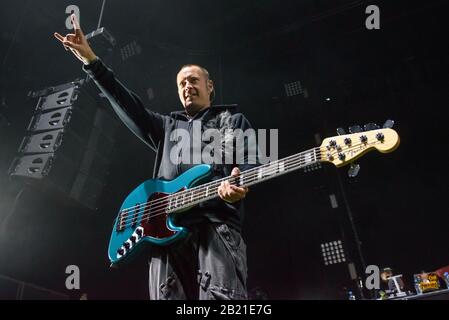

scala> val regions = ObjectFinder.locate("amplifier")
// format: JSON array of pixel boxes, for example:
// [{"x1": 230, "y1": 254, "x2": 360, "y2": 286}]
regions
[{"x1": 9, "y1": 79, "x2": 119, "y2": 210}]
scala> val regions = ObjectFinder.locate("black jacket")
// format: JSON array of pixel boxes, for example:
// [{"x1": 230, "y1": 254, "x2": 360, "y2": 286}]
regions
[{"x1": 83, "y1": 59, "x2": 258, "y2": 231}]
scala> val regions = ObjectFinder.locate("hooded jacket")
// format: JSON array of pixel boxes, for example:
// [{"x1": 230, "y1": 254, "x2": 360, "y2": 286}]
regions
[{"x1": 83, "y1": 59, "x2": 258, "y2": 231}]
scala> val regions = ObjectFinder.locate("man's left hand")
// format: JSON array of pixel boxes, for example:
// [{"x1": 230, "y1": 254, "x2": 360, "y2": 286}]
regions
[{"x1": 217, "y1": 167, "x2": 249, "y2": 203}]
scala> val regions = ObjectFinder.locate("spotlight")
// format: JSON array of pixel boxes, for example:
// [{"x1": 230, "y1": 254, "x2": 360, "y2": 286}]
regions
[
  {"x1": 120, "y1": 40, "x2": 142, "y2": 61},
  {"x1": 321, "y1": 240, "x2": 346, "y2": 266},
  {"x1": 284, "y1": 81, "x2": 303, "y2": 97}
]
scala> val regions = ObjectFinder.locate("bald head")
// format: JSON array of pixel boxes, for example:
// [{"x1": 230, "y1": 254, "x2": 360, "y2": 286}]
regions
[{"x1": 176, "y1": 65, "x2": 214, "y2": 116}]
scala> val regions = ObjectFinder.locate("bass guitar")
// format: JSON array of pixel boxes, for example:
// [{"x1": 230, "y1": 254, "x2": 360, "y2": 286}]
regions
[{"x1": 108, "y1": 126, "x2": 400, "y2": 266}]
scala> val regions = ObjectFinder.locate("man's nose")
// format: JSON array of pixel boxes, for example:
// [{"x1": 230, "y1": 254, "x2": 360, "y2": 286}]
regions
[{"x1": 184, "y1": 83, "x2": 193, "y2": 95}]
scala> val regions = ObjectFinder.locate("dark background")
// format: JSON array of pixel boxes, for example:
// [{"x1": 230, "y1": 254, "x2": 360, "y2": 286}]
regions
[{"x1": 0, "y1": 0, "x2": 448, "y2": 299}]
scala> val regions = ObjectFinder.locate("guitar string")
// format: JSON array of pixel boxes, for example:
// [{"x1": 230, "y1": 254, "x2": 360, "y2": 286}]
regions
[
  {"x1": 118, "y1": 140, "x2": 383, "y2": 228},
  {"x1": 118, "y1": 154, "x2": 315, "y2": 229},
  {"x1": 118, "y1": 147, "x2": 321, "y2": 226},
  {"x1": 120, "y1": 133, "x2": 389, "y2": 215},
  {"x1": 119, "y1": 146, "x2": 321, "y2": 214},
  {"x1": 118, "y1": 140, "x2": 382, "y2": 227},
  {"x1": 119, "y1": 138, "x2": 380, "y2": 220}
]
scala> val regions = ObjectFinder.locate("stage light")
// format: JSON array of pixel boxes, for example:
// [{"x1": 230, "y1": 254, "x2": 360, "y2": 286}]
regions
[
  {"x1": 284, "y1": 81, "x2": 303, "y2": 97},
  {"x1": 321, "y1": 240, "x2": 346, "y2": 266},
  {"x1": 120, "y1": 40, "x2": 142, "y2": 61}
]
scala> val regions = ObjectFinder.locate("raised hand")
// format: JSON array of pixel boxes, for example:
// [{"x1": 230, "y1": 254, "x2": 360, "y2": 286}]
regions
[{"x1": 54, "y1": 14, "x2": 97, "y2": 65}]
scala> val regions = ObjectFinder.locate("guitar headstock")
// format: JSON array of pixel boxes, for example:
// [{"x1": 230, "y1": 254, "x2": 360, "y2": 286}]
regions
[{"x1": 319, "y1": 128, "x2": 400, "y2": 167}]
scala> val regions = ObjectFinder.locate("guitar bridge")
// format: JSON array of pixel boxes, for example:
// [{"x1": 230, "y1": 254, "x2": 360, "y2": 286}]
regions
[{"x1": 116, "y1": 209, "x2": 128, "y2": 232}]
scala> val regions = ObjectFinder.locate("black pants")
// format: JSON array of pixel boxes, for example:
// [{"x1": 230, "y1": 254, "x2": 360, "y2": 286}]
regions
[{"x1": 148, "y1": 222, "x2": 248, "y2": 300}]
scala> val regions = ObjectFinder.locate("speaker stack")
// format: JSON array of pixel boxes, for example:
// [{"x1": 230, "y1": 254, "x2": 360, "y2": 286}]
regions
[{"x1": 8, "y1": 79, "x2": 119, "y2": 210}]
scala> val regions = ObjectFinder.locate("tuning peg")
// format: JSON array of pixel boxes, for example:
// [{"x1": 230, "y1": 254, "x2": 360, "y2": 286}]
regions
[
  {"x1": 348, "y1": 163, "x2": 360, "y2": 178},
  {"x1": 363, "y1": 123, "x2": 380, "y2": 131},
  {"x1": 383, "y1": 119, "x2": 395, "y2": 129},
  {"x1": 336, "y1": 127, "x2": 346, "y2": 136},
  {"x1": 348, "y1": 125, "x2": 362, "y2": 133}
]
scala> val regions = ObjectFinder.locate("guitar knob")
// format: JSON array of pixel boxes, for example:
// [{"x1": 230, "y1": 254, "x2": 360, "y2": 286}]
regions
[
  {"x1": 329, "y1": 140, "x2": 337, "y2": 147},
  {"x1": 364, "y1": 123, "x2": 380, "y2": 131},
  {"x1": 348, "y1": 163, "x2": 361, "y2": 178},
  {"x1": 382, "y1": 119, "x2": 394, "y2": 129},
  {"x1": 359, "y1": 135, "x2": 368, "y2": 143},
  {"x1": 117, "y1": 248, "x2": 125, "y2": 256},
  {"x1": 130, "y1": 235, "x2": 137, "y2": 243},
  {"x1": 136, "y1": 227, "x2": 143, "y2": 236},
  {"x1": 336, "y1": 127, "x2": 346, "y2": 136},
  {"x1": 338, "y1": 153, "x2": 346, "y2": 161},
  {"x1": 336, "y1": 145, "x2": 342, "y2": 152},
  {"x1": 376, "y1": 132, "x2": 384, "y2": 141},
  {"x1": 327, "y1": 153, "x2": 334, "y2": 161},
  {"x1": 344, "y1": 137, "x2": 352, "y2": 145},
  {"x1": 349, "y1": 125, "x2": 362, "y2": 133},
  {"x1": 123, "y1": 241, "x2": 130, "y2": 249}
]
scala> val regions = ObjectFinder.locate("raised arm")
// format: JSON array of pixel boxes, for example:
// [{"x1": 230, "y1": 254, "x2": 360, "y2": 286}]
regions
[{"x1": 54, "y1": 14, "x2": 167, "y2": 151}]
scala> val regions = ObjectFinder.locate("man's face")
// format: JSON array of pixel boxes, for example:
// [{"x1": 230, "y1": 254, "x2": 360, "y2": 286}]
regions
[
  {"x1": 177, "y1": 66, "x2": 213, "y2": 116},
  {"x1": 381, "y1": 271, "x2": 392, "y2": 281}
]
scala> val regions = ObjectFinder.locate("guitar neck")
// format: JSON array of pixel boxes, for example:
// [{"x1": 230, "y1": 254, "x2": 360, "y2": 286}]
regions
[
  {"x1": 166, "y1": 147, "x2": 321, "y2": 213},
  {"x1": 239, "y1": 147, "x2": 321, "y2": 188}
]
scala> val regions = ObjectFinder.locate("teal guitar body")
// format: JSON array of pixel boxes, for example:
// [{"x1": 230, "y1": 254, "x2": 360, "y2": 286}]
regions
[{"x1": 108, "y1": 164, "x2": 212, "y2": 266}]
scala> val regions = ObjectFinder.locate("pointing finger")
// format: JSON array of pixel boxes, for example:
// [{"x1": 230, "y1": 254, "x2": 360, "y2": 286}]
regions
[
  {"x1": 71, "y1": 14, "x2": 79, "y2": 29},
  {"x1": 54, "y1": 32, "x2": 69, "y2": 50},
  {"x1": 71, "y1": 14, "x2": 83, "y2": 36},
  {"x1": 54, "y1": 32, "x2": 64, "y2": 42}
]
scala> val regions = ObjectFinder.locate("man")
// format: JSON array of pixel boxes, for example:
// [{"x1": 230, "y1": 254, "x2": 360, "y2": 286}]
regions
[
  {"x1": 376, "y1": 267, "x2": 406, "y2": 299},
  {"x1": 54, "y1": 14, "x2": 257, "y2": 300}
]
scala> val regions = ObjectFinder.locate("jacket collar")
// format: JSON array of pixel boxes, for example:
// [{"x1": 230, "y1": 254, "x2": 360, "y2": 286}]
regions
[{"x1": 170, "y1": 104, "x2": 237, "y2": 120}]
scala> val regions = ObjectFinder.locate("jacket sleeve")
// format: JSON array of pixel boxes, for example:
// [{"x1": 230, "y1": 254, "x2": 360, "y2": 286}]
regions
[{"x1": 83, "y1": 58, "x2": 166, "y2": 151}]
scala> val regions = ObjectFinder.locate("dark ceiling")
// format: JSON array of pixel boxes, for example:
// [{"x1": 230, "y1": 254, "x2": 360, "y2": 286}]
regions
[{"x1": 0, "y1": 0, "x2": 448, "y2": 300}]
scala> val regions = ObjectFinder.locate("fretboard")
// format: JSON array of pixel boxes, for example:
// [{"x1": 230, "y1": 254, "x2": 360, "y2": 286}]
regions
[{"x1": 165, "y1": 147, "x2": 322, "y2": 213}]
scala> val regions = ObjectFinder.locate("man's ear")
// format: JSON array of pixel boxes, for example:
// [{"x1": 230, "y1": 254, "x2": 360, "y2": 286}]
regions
[{"x1": 207, "y1": 79, "x2": 214, "y2": 94}]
